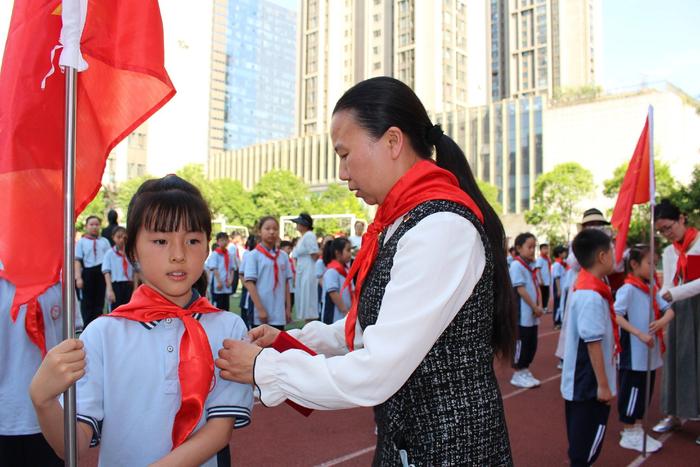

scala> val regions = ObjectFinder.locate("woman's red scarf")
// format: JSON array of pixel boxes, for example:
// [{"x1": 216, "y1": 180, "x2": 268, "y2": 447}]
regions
[
  {"x1": 113, "y1": 247, "x2": 130, "y2": 280},
  {"x1": 342, "y1": 159, "x2": 483, "y2": 350},
  {"x1": 108, "y1": 285, "x2": 220, "y2": 448},
  {"x1": 215, "y1": 247, "x2": 230, "y2": 282},
  {"x1": 515, "y1": 256, "x2": 541, "y2": 304},
  {"x1": 624, "y1": 274, "x2": 666, "y2": 354},
  {"x1": 255, "y1": 244, "x2": 280, "y2": 289},
  {"x1": 673, "y1": 227, "x2": 698, "y2": 286},
  {"x1": 574, "y1": 269, "x2": 621, "y2": 355}
]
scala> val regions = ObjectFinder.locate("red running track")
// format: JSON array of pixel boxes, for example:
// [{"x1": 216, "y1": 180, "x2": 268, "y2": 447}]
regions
[{"x1": 79, "y1": 319, "x2": 697, "y2": 466}]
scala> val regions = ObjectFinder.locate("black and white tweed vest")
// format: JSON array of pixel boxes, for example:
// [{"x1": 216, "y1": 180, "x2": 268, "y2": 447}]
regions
[{"x1": 358, "y1": 200, "x2": 513, "y2": 467}]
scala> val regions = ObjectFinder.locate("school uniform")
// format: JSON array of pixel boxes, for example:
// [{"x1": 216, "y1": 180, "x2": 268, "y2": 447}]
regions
[
  {"x1": 536, "y1": 255, "x2": 552, "y2": 311},
  {"x1": 315, "y1": 258, "x2": 325, "y2": 317},
  {"x1": 615, "y1": 283, "x2": 670, "y2": 424},
  {"x1": 205, "y1": 249, "x2": 235, "y2": 311},
  {"x1": 561, "y1": 289, "x2": 617, "y2": 467},
  {"x1": 551, "y1": 260, "x2": 567, "y2": 325},
  {"x1": 239, "y1": 250, "x2": 253, "y2": 329},
  {"x1": 510, "y1": 258, "x2": 540, "y2": 369},
  {"x1": 227, "y1": 244, "x2": 241, "y2": 295},
  {"x1": 75, "y1": 235, "x2": 111, "y2": 327},
  {"x1": 244, "y1": 246, "x2": 293, "y2": 329},
  {"x1": 71, "y1": 290, "x2": 253, "y2": 467},
  {"x1": 321, "y1": 265, "x2": 352, "y2": 325},
  {"x1": 0, "y1": 280, "x2": 64, "y2": 466},
  {"x1": 101, "y1": 247, "x2": 134, "y2": 311}
]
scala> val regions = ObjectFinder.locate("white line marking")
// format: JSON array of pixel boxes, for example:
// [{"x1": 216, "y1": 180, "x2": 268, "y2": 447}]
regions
[
  {"x1": 625, "y1": 420, "x2": 687, "y2": 467},
  {"x1": 538, "y1": 329, "x2": 560, "y2": 338},
  {"x1": 313, "y1": 446, "x2": 376, "y2": 467},
  {"x1": 502, "y1": 373, "x2": 561, "y2": 399}
]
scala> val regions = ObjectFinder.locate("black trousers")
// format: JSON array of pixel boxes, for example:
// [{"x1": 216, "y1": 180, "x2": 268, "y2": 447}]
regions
[
  {"x1": 80, "y1": 265, "x2": 106, "y2": 328},
  {"x1": 212, "y1": 293, "x2": 231, "y2": 311},
  {"x1": 565, "y1": 399, "x2": 610, "y2": 467},
  {"x1": 321, "y1": 292, "x2": 335, "y2": 325},
  {"x1": 514, "y1": 325, "x2": 538, "y2": 369},
  {"x1": 540, "y1": 285, "x2": 550, "y2": 311},
  {"x1": 0, "y1": 434, "x2": 63, "y2": 467},
  {"x1": 240, "y1": 288, "x2": 252, "y2": 329},
  {"x1": 231, "y1": 270, "x2": 240, "y2": 295},
  {"x1": 618, "y1": 369, "x2": 656, "y2": 424},
  {"x1": 109, "y1": 281, "x2": 133, "y2": 312}
]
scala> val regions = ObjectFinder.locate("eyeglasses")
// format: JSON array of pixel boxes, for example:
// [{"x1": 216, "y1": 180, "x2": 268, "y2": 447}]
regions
[{"x1": 656, "y1": 221, "x2": 677, "y2": 235}]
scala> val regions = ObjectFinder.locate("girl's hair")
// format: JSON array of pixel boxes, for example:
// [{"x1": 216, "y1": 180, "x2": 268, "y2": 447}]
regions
[
  {"x1": 552, "y1": 245, "x2": 567, "y2": 258},
  {"x1": 323, "y1": 237, "x2": 350, "y2": 266},
  {"x1": 654, "y1": 198, "x2": 681, "y2": 222},
  {"x1": 85, "y1": 215, "x2": 101, "y2": 225},
  {"x1": 257, "y1": 216, "x2": 279, "y2": 233},
  {"x1": 333, "y1": 76, "x2": 516, "y2": 360},
  {"x1": 125, "y1": 175, "x2": 211, "y2": 295},
  {"x1": 111, "y1": 226, "x2": 126, "y2": 238},
  {"x1": 245, "y1": 235, "x2": 258, "y2": 251},
  {"x1": 514, "y1": 232, "x2": 536, "y2": 250},
  {"x1": 215, "y1": 232, "x2": 229, "y2": 241},
  {"x1": 625, "y1": 244, "x2": 651, "y2": 274}
]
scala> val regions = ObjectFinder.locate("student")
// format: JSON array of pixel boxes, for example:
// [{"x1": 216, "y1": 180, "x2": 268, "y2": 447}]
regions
[
  {"x1": 102, "y1": 226, "x2": 135, "y2": 311},
  {"x1": 536, "y1": 243, "x2": 552, "y2": 314},
  {"x1": 348, "y1": 220, "x2": 365, "y2": 258},
  {"x1": 280, "y1": 240, "x2": 295, "y2": 310},
  {"x1": 74, "y1": 215, "x2": 111, "y2": 328},
  {"x1": 29, "y1": 175, "x2": 252, "y2": 466},
  {"x1": 239, "y1": 236, "x2": 258, "y2": 329},
  {"x1": 507, "y1": 246, "x2": 516, "y2": 266},
  {"x1": 227, "y1": 232, "x2": 243, "y2": 295},
  {"x1": 551, "y1": 245, "x2": 568, "y2": 328},
  {"x1": 206, "y1": 232, "x2": 235, "y2": 311},
  {"x1": 560, "y1": 228, "x2": 618, "y2": 467},
  {"x1": 0, "y1": 279, "x2": 63, "y2": 467},
  {"x1": 510, "y1": 232, "x2": 544, "y2": 389},
  {"x1": 321, "y1": 238, "x2": 353, "y2": 324},
  {"x1": 244, "y1": 217, "x2": 293, "y2": 331},
  {"x1": 315, "y1": 236, "x2": 334, "y2": 318},
  {"x1": 615, "y1": 245, "x2": 674, "y2": 452}
]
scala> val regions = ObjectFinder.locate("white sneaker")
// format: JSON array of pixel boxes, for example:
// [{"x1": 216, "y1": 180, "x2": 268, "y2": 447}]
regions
[
  {"x1": 510, "y1": 370, "x2": 536, "y2": 388},
  {"x1": 522, "y1": 369, "x2": 541, "y2": 386},
  {"x1": 619, "y1": 428, "x2": 661, "y2": 453},
  {"x1": 652, "y1": 415, "x2": 681, "y2": 433}
]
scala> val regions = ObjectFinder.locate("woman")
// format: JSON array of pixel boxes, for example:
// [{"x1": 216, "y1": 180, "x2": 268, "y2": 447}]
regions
[
  {"x1": 216, "y1": 77, "x2": 515, "y2": 465},
  {"x1": 652, "y1": 199, "x2": 700, "y2": 442},
  {"x1": 290, "y1": 213, "x2": 320, "y2": 322}
]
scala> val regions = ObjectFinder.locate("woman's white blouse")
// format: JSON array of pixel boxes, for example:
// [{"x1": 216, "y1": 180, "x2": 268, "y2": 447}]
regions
[{"x1": 661, "y1": 235, "x2": 700, "y2": 302}]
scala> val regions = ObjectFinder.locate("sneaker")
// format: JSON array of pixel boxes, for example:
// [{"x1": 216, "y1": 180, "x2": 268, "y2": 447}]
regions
[
  {"x1": 695, "y1": 436, "x2": 700, "y2": 446},
  {"x1": 522, "y1": 370, "x2": 541, "y2": 386},
  {"x1": 556, "y1": 360, "x2": 563, "y2": 370},
  {"x1": 510, "y1": 371, "x2": 536, "y2": 389},
  {"x1": 619, "y1": 428, "x2": 661, "y2": 453},
  {"x1": 652, "y1": 416, "x2": 681, "y2": 433}
]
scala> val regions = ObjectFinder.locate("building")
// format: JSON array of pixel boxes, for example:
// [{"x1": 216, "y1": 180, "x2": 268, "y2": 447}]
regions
[
  {"x1": 488, "y1": 0, "x2": 602, "y2": 100},
  {"x1": 102, "y1": 124, "x2": 149, "y2": 189}
]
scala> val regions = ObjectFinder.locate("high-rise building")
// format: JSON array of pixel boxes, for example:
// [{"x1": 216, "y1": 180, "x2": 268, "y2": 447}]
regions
[{"x1": 488, "y1": 0, "x2": 602, "y2": 100}]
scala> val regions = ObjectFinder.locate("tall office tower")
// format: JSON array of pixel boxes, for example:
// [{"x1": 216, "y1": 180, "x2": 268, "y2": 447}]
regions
[{"x1": 488, "y1": 0, "x2": 601, "y2": 99}]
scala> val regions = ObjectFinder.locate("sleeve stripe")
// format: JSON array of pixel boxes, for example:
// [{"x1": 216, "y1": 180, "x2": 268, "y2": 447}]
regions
[{"x1": 77, "y1": 414, "x2": 101, "y2": 447}]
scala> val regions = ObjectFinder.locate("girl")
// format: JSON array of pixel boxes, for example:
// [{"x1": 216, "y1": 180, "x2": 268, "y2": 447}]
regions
[
  {"x1": 551, "y1": 245, "x2": 568, "y2": 328},
  {"x1": 30, "y1": 175, "x2": 252, "y2": 467},
  {"x1": 206, "y1": 232, "x2": 235, "y2": 311},
  {"x1": 510, "y1": 232, "x2": 544, "y2": 389},
  {"x1": 74, "y1": 215, "x2": 111, "y2": 328},
  {"x1": 321, "y1": 238, "x2": 353, "y2": 325},
  {"x1": 243, "y1": 217, "x2": 293, "y2": 331},
  {"x1": 615, "y1": 245, "x2": 674, "y2": 453},
  {"x1": 316, "y1": 235, "x2": 334, "y2": 319},
  {"x1": 239, "y1": 235, "x2": 258, "y2": 330},
  {"x1": 102, "y1": 226, "x2": 135, "y2": 311},
  {"x1": 291, "y1": 213, "x2": 319, "y2": 323}
]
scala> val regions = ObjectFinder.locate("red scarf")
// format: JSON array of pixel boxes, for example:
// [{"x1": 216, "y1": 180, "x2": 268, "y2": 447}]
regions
[
  {"x1": 624, "y1": 274, "x2": 666, "y2": 354},
  {"x1": 555, "y1": 257, "x2": 570, "y2": 271},
  {"x1": 113, "y1": 246, "x2": 130, "y2": 280},
  {"x1": 255, "y1": 244, "x2": 280, "y2": 289},
  {"x1": 343, "y1": 159, "x2": 483, "y2": 350},
  {"x1": 83, "y1": 234, "x2": 98, "y2": 258},
  {"x1": 673, "y1": 227, "x2": 698, "y2": 286},
  {"x1": 215, "y1": 247, "x2": 230, "y2": 282},
  {"x1": 327, "y1": 260, "x2": 352, "y2": 293},
  {"x1": 515, "y1": 256, "x2": 541, "y2": 304},
  {"x1": 10, "y1": 296, "x2": 46, "y2": 357},
  {"x1": 108, "y1": 285, "x2": 220, "y2": 448},
  {"x1": 574, "y1": 269, "x2": 621, "y2": 355},
  {"x1": 540, "y1": 253, "x2": 552, "y2": 269}
]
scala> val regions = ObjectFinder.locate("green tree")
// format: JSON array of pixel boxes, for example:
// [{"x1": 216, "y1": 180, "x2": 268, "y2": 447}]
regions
[
  {"x1": 477, "y1": 180, "x2": 503, "y2": 215},
  {"x1": 310, "y1": 183, "x2": 369, "y2": 236},
  {"x1": 525, "y1": 162, "x2": 595, "y2": 242},
  {"x1": 669, "y1": 165, "x2": 700, "y2": 225},
  {"x1": 76, "y1": 189, "x2": 107, "y2": 231},
  {"x1": 175, "y1": 164, "x2": 213, "y2": 203},
  {"x1": 251, "y1": 170, "x2": 311, "y2": 220},
  {"x1": 115, "y1": 175, "x2": 154, "y2": 213},
  {"x1": 209, "y1": 178, "x2": 258, "y2": 228}
]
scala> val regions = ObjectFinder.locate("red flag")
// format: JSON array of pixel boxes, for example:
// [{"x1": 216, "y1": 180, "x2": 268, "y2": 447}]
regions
[
  {"x1": 610, "y1": 113, "x2": 652, "y2": 263},
  {"x1": 0, "y1": 1, "x2": 175, "y2": 323}
]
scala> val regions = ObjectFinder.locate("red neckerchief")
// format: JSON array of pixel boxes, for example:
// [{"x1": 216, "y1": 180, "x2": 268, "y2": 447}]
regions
[
  {"x1": 673, "y1": 227, "x2": 698, "y2": 286},
  {"x1": 83, "y1": 234, "x2": 98, "y2": 258},
  {"x1": 555, "y1": 257, "x2": 570, "y2": 270},
  {"x1": 342, "y1": 159, "x2": 484, "y2": 350},
  {"x1": 107, "y1": 285, "x2": 220, "y2": 448},
  {"x1": 215, "y1": 247, "x2": 230, "y2": 282},
  {"x1": 113, "y1": 246, "x2": 130, "y2": 280},
  {"x1": 515, "y1": 256, "x2": 541, "y2": 304},
  {"x1": 327, "y1": 260, "x2": 352, "y2": 293},
  {"x1": 624, "y1": 274, "x2": 666, "y2": 354},
  {"x1": 10, "y1": 296, "x2": 46, "y2": 357},
  {"x1": 574, "y1": 269, "x2": 621, "y2": 355},
  {"x1": 540, "y1": 253, "x2": 552, "y2": 268},
  {"x1": 289, "y1": 257, "x2": 296, "y2": 275},
  {"x1": 255, "y1": 244, "x2": 280, "y2": 289}
]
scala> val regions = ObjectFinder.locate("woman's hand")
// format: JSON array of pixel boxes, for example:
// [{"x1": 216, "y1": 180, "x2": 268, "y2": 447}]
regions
[
  {"x1": 216, "y1": 340, "x2": 263, "y2": 384},
  {"x1": 30, "y1": 339, "x2": 86, "y2": 408},
  {"x1": 248, "y1": 325, "x2": 282, "y2": 348}
]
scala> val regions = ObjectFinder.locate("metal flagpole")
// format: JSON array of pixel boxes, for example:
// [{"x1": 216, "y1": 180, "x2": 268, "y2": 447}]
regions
[
  {"x1": 642, "y1": 105, "x2": 655, "y2": 457},
  {"x1": 62, "y1": 65, "x2": 79, "y2": 467}
]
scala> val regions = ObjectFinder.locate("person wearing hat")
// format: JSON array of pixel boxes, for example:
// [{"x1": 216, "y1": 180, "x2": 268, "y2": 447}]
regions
[{"x1": 290, "y1": 213, "x2": 320, "y2": 323}]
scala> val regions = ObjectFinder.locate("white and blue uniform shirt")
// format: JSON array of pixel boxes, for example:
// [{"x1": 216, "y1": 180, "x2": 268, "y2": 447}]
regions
[
  {"x1": 205, "y1": 250, "x2": 235, "y2": 294},
  {"x1": 510, "y1": 258, "x2": 540, "y2": 327},
  {"x1": 535, "y1": 256, "x2": 552, "y2": 287},
  {"x1": 101, "y1": 247, "x2": 134, "y2": 283},
  {"x1": 75, "y1": 236, "x2": 111, "y2": 268},
  {"x1": 227, "y1": 244, "x2": 241, "y2": 272},
  {"x1": 243, "y1": 247, "x2": 293, "y2": 326},
  {"x1": 321, "y1": 268, "x2": 352, "y2": 323},
  {"x1": 614, "y1": 283, "x2": 671, "y2": 371},
  {"x1": 0, "y1": 281, "x2": 63, "y2": 435},
  {"x1": 561, "y1": 290, "x2": 618, "y2": 401},
  {"x1": 72, "y1": 294, "x2": 253, "y2": 467},
  {"x1": 551, "y1": 261, "x2": 566, "y2": 288},
  {"x1": 315, "y1": 258, "x2": 325, "y2": 279}
]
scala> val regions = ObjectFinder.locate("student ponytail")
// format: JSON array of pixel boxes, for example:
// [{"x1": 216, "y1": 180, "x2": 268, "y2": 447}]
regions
[
  {"x1": 333, "y1": 76, "x2": 517, "y2": 360},
  {"x1": 323, "y1": 238, "x2": 350, "y2": 266}
]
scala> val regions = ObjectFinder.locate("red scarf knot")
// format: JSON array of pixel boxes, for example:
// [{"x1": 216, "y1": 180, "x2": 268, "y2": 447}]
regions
[
  {"x1": 83, "y1": 234, "x2": 98, "y2": 258},
  {"x1": 673, "y1": 227, "x2": 698, "y2": 286},
  {"x1": 255, "y1": 244, "x2": 281, "y2": 289},
  {"x1": 540, "y1": 253, "x2": 552, "y2": 268},
  {"x1": 574, "y1": 269, "x2": 622, "y2": 355}
]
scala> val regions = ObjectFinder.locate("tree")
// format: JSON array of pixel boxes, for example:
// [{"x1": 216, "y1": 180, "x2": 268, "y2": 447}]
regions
[
  {"x1": 310, "y1": 183, "x2": 369, "y2": 236},
  {"x1": 525, "y1": 162, "x2": 595, "y2": 243},
  {"x1": 209, "y1": 178, "x2": 258, "y2": 228},
  {"x1": 668, "y1": 165, "x2": 700, "y2": 226},
  {"x1": 115, "y1": 175, "x2": 154, "y2": 213},
  {"x1": 477, "y1": 180, "x2": 503, "y2": 216},
  {"x1": 251, "y1": 170, "x2": 311, "y2": 220},
  {"x1": 76, "y1": 189, "x2": 107, "y2": 231},
  {"x1": 175, "y1": 164, "x2": 213, "y2": 203}
]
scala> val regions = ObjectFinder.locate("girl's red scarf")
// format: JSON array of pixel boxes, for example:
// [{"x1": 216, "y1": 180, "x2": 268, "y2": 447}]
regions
[
  {"x1": 673, "y1": 227, "x2": 698, "y2": 286},
  {"x1": 255, "y1": 244, "x2": 280, "y2": 289},
  {"x1": 342, "y1": 159, "x2": 484, "y2": 350},
  {"x1": 624, "y1": 274, "x2": 666, "y2": 354},
  {"x1": 83, "y1": 234, "x2": 98, "y2": 257},
  {"x1": 113, "y1": 247, "x2": 130, "y2": 280},
  {"x1": 574, "y1": 269, "x2": 621, "y2": 355},
  {"x1": 215, "y1": 247, "x2": 230, "y2": 282},
  {"x1": 9, "y1": 297, "x2": 46, "y2": 357},
  {"x1": 515, "y1": 256, "x2": 541, "y2": 304},
  {"x1": 327, "y1": 260, "x2": 352, "y2": 293},
  {"x1": 555, "y1": 257, "x2": 571, "y2": 271},
  {"x1": 108, "y1": 285, "x2": 220, "y2": 448}
]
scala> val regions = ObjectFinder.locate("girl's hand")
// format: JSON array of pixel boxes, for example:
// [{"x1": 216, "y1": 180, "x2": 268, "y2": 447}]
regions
[
  {"x1": 226, "y1": 279, "x2": 233, "y2": 288},
  {"x1": 533, "y1": 307, "x2": 544, "y2": 318},
  {"x1": 662, "y1": 291, "x2": 673, "y2": 302},
  {"x1": 597, "y1": 384, "x2": 614, "y2": 404},
  {"x1": 649, "y1": 320, "x2": 665, "y2": 334},
  {"x1": 75, "y1": 277, "x2": 84, "y2": 289},
  {"x1": 258, "y1": 308, "x2": 269, "y2": 324},
  {"x1": 637, "y1": 332, "x2": 655, "y2": 348},
  {"x1": 216, "y1": 283, "x2": 223, "y2": 291},
  {"x1": 285, "y1": 307, "x2": 292, "y2": 324},
  {"x1": 106, "y1": 290, "x2": 116, "y2": 304},
  {"x1": 248, "y1": 325, "x2": 281, "y2": 348},
  {"x1": 30, "y1": 339, "x2": 86, "y2": 408}
]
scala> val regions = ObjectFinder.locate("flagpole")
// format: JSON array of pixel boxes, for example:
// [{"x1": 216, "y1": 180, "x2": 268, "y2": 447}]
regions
[
  {"x1": 642, "y1": 105, "x2": 655, "y2": 457},
  {"x1": 62, "y1": 65, "x2": 79, "y2": 467}
]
